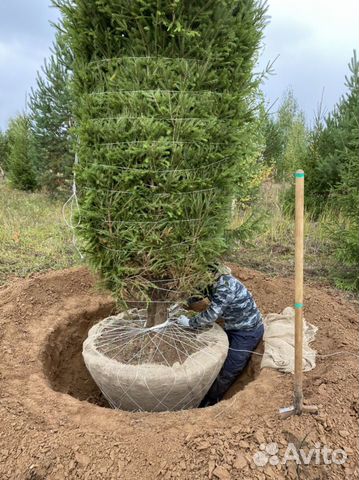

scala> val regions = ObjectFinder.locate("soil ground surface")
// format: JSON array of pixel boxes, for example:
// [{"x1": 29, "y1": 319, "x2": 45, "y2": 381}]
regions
[{"x1": 0, "y1": 264, "x2": 358, "y2": 479}]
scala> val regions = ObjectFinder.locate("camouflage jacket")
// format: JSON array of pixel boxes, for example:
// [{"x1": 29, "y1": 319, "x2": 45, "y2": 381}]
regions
[{"x1": 189, "y1": 274, "x2": 262, "y2": 331}]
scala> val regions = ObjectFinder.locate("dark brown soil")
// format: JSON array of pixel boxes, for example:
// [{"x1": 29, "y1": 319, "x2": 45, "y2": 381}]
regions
[{"x1": 0, "y1": 265, "x2": 358, "y2": 480}]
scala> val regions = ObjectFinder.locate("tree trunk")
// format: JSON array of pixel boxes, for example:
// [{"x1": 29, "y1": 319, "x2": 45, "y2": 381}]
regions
[
  {"x1": 146, "y1": 301, "x2": 168, "y2": 327},
  {"x1": 145, "y1": 287, "x2": 169, "y2": 327}
]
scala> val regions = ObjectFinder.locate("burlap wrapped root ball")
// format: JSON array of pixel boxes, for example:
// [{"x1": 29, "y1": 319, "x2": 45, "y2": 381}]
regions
[{"x1": 83, "y1": 310, "x2": 229, "y2": 412}]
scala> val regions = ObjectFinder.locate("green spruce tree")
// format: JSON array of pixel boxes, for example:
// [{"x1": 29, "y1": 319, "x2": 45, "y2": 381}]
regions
[
  {"x1": 55, "y1": 0, "x2": 267, "y2": 324},
  {"x1": 29, "y1": 32, "x2": 73, "y2": 195},
  {"x1": 7, "y1": 115, "x2": 37, "y2": 191},
  {"x1": 268, "y1": 88, "x2": 307, "y2": 181},
  {"x1": 330, "y1": 51, "x2": 359, "y2": 290},
  {"x1": 261, "y1": 113, "x2": 283, "y2": 168}
]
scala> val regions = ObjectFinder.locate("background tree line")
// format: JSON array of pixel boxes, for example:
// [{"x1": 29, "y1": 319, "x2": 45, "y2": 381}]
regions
[{"x1": 0, "y1": 31, "x2": 72, "y2": 195}]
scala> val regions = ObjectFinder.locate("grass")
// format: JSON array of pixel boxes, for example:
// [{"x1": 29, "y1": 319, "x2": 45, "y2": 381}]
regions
[
  {"x1": 229, "y1": 181, "x2": 339, "y2": 285},
  {"x1": 0, "y1": 183, "x2": 79, "y2": 285}
]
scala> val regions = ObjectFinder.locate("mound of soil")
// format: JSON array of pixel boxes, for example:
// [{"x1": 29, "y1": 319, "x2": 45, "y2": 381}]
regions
[{"x1": 0, "y1": 265, "x2": 358, "y2": 479}]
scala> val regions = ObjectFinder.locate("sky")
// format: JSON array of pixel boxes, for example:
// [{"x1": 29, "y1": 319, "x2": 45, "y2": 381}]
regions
[
  {"x1": 259, "y1": 0, "x2": 359, "y2": 123},
  {"x1": 0, "y1": 0, "x2": 358, "y2": 130}
]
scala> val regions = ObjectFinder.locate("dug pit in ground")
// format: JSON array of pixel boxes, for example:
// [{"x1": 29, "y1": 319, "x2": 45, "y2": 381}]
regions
[
  {"x1": 0, "y1": 265, "x2": 357, "y2": 479},
  {"x1": 42, "y1": 302, "x2": 262, "y2": 411}
]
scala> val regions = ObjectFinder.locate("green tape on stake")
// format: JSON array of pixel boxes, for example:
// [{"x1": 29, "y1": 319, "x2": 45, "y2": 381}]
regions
[
  {"x1": 294, "y1": 303, "x2": 303, "y2": 308},
  {"x1": 294, "y1": 172, "x2": 305, "y2": 178}
]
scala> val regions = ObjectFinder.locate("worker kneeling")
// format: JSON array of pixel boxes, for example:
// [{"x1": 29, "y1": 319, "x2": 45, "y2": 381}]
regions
[{"x1": 177, "y1": 265, "x2": 264, "y2": 407}]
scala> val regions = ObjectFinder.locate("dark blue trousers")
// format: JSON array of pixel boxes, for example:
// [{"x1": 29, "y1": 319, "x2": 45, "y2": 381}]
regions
[{"x1": 199, "y1": 323, "x2": 264, "y2": 407}]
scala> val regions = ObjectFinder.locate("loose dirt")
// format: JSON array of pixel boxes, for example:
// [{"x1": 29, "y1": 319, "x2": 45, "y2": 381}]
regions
[{"x1": 0, "y1": 264, "x2": 358, "y2": 479}]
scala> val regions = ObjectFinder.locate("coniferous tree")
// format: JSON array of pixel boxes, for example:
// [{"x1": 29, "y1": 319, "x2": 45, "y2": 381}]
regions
[
  {"x1": 329, "y1": 52, "x2": 358, "y2": 209},
  {"x1": 273, "y1": 89, "x2": 307, "y2": 180},
  {"x1": 7, "y1": 115, "x2": 37, "y2": 191},
  {"x1": 262, "y1": 113, "x2": 283, "y2": 167},
  {"x1": 329, "y1": 52, "x2": 359, "y2": 290},
  {"x1": 29, "y1": 32, "x2": 73, "y2": 194},
  {"x1": 302, "y1": 52, "x2": 358, "y2": 207},
  {"x1": 55, "y1": 0, "x2": 267, "y2": 324}
]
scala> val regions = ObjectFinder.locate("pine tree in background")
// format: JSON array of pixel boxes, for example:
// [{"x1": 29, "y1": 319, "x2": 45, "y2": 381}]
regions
[
  {"x1": 265, "y1": 88, "x2": 307, "y2": 181},
  {"x1": 7, "y1": 115, "x2": 37, "y2": 192},
  {"x1": 298, "y1": 115, "x2": 334, "y2": 212},
  {"x1": 29, "y1": 32, "x2": 73, "y2": 195},
  {"x1": 333, "y1": 52, "x2": 359, "y2": 212},
  {"x1": 282, "y1": 115, "x2": 307, "y2": 176},
  {"x1": 55, "y1": 0, "x2": 267, "y2": 324},
  {"x1": 329, "y1": 51, "x2": 359, "y2": 290},
  {"x1": 262, "y1": 113, "x2": 283, "y2": 168},
  {"x1": 302, "y1": 53, "x2": 358, "y2": 210}
]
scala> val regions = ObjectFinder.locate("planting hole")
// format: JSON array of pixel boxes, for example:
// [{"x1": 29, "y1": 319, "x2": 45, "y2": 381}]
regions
[{"x1": 42, "y1": 303, "x2": 262, "y2": 411}]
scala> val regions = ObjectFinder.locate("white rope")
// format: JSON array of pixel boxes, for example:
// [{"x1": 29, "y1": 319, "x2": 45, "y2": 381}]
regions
[
  {"x1": 316, "y1": 351, "x2": 359, "y2": 359},
  {"x1": 62, "y1": 152, "x2": 84, "y2": 259},
  {"x1": 95, "y1": 140, "x2": 227, "y2": 146},
  {"x1": 78, "y1": 157, "x2": 231, "y2": 173},
  {"x1": 98, "y1": 238, "x2": 199, "y2": 254},
  {"x1": 226, "y1": 348, "x2": 359, "y2": 358},
  {"x1": 101, "y1": 214, "x2": 225, "y2": 225},
  {"x1": 82, "y1": 187, "x2": 217, "y2": 196},
  {"x1": 123, "y1": 271, "x2": 206, "y2": 284},
  {"x1": 88, "y1": 56, "x2": 205, "y2": 65},
  {"x1": 88, "y1": 115, "x2": 225, "y2": 122},
  {"x1": 88, "y1": 89, "x2": 231, "y2": 96}
]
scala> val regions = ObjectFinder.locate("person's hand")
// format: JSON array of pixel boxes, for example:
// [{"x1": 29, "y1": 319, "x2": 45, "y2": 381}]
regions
[{"x1": 177, "y1": 315, "x2": 191, "y2": 328}]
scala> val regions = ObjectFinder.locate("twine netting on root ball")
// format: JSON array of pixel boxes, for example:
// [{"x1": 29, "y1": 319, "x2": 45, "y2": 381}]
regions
[{"x1": 83, "y1": 308, "x2": 229, "y2": 412}]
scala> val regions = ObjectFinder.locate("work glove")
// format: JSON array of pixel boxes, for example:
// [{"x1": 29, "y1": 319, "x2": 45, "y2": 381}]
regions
[{"x1": 177, "y1": 315, "x2": 191, "y2": 328}]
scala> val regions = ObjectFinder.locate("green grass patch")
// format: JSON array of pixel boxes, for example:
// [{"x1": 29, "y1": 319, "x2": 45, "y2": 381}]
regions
[{"x1": 0, "y1": 183, "x2": 79, "y2": 284}]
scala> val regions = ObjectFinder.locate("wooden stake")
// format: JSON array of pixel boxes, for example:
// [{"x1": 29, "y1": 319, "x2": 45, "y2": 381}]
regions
[
  {"x1": 294, "y1": 169, "x2": 305, "y2": 414},
  {"x1": 279, "y1": 169, "x2": 318, "y2": 418}
]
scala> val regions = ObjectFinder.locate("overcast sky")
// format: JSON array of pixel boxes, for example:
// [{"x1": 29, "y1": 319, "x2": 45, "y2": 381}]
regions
[{"x1": 0, "y1": 0, "x2": 358, "y2": 130}]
